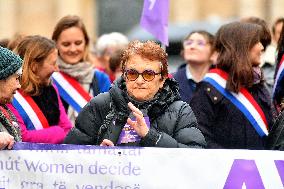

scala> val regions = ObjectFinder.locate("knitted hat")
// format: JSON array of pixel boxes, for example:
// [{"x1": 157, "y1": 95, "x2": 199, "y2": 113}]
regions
[{"x1": 0, "y1": 46, "x2": 23, "y2": 80}]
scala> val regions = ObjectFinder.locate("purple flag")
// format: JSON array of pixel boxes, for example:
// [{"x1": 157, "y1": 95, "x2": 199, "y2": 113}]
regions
[{"x1": 140, "y1": 0, "x2": 169, "y2": 46}]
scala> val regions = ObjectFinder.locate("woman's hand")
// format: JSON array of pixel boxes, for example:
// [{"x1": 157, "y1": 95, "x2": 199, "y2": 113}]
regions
[
  {"x1": 100, "y1": 139, "x2": 114, "y2": 146},
  {"x1": 127, "y1": 102, "x2": 149, "y2": 138},
  {"x1": 0, "y1": 132, "x2": 15, "y2": 150}
]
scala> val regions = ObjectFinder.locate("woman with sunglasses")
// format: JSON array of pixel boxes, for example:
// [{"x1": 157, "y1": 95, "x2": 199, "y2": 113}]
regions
[{"x1": 64, "y1": 40, "x2": 206, "y2": 148}]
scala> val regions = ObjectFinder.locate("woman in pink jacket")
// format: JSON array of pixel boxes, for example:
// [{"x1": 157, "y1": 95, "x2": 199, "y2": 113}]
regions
[{"x1": 8, "y1": 35, "x2": 72, "y2": 144}]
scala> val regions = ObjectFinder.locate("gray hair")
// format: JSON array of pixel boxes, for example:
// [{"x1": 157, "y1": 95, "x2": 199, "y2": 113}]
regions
[{"x1": 95, "y1": 32, "x2": 129, "y2": 57}]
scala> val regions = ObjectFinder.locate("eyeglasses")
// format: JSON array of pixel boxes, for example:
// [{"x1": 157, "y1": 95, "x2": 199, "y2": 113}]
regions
[
  {"x1": 183, "y1": 39, "x2": 207, "y2": 47},
  {"x1": 125, "y1": 69, "x2": 161, "y2": 81}
]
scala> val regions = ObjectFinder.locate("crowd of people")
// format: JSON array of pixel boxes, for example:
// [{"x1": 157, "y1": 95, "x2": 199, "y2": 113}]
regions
[{"x1": 1, "y1": 14, "x2": 284, "y2": 150}]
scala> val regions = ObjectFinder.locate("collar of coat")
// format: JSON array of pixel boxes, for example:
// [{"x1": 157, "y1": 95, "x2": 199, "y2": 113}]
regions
[{"x1": 110, "y1": 77, "x2": 181, "y2": 120}]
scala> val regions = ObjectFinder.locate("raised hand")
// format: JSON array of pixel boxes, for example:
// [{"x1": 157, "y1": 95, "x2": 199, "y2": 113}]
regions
[{"x1": 127, "y1": 102, "x2": 149, "y2": 138}]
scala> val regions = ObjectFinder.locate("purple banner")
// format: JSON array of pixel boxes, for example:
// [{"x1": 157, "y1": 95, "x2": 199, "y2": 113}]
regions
[{"x1": 12, "y1": 142, "x2": 143, "y2": 150}]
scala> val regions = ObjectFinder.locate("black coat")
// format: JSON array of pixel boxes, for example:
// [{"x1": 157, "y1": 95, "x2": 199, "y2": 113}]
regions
[
  {"x1": 190, "y1": 81, "x2": 273, "y2": 150},
  {"x1": 64, "y1": 78, "x2": 206, "y2": 148},
  {"x1": 173, "y1": 64, "x2": 196, "y2": 104},
  {"x1": 267, "y1": 110, "x2": 284, "y2": 150}
]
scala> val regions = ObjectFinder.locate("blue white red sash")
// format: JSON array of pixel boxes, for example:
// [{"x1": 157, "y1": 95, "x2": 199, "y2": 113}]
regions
[
  {"x1": 52, "y1": 72, "x2": 92, "y2": 113},
  {"x1": 12, "y1": 90, "x2": 49, "y2": 130},
  {"x1": 204, "y1": 69, "x2": 269, "y2": 137},
  {"x1": 273, "y1": 55, "x2": 284, "y2": 98}
]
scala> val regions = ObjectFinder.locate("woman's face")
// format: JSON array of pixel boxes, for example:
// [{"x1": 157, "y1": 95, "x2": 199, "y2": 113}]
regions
[
  {"x1": 56, "y1": 27, "x2": 86, "y2": 64},
  {"x1": 124, "y1": 54, "x2": 165, "y2": 101},
  {"x1": 183, "y1": 33, "x2": 212, "y2": 64},
  {"x1": 250, "y1": 42, "x2": 264, "y2": 67},
  {"x1": 35, "y1": 49, "x2": 59, "y2": 86},
  {"x1": 0, "y1": 73, "x2": 21, "y2": 104}
]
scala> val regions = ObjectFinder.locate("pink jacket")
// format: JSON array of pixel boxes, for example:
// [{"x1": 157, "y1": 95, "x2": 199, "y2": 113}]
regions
[{"x1": 8, "y1": 84, "x2": 72, "y2": 144}]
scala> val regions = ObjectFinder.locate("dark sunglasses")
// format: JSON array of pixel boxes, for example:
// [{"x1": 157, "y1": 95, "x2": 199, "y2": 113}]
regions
[{"x1": 125, "y1": 69, "x2": 161, "y2": 81}]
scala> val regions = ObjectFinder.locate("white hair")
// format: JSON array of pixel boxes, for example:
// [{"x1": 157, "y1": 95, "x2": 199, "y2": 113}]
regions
[
  {"x1": 95, "y1": 32, "x2": 129, "y2": 57},
  {"x1": 16, "y1": 67, "x2": 22, "y2": 75}
]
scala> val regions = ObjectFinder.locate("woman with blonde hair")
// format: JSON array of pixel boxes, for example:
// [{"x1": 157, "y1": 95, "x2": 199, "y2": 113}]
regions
[
  {"x1": 51, "y1": 15, "x2": 111, "y2": 122},
  {"x1": 8, "y1": 35, "x2": 72, "y2": 144}
]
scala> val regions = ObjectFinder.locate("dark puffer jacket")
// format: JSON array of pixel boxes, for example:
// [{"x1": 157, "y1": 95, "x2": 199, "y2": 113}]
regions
[{"x1": 64, "y1": 77, "x2": 206, "y2": 148}]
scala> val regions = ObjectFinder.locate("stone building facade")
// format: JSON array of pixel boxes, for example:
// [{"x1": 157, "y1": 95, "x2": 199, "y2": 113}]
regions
[{"x1": 0, "y1": 0, "x2": 283, "y2": 40}]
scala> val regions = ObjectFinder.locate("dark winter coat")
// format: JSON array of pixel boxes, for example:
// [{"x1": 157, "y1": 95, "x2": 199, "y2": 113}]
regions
[
  {"x1": 190, "y1": 81, "x2": 273, "y2": 150},
  {"x1": 64, "y1": 77, "x2": 206, "y2": 148},
  {"x1": 267, "y1": 110, "x2": 284, "y2": 150},
  {"x1": 173, "y1": 64, "x2": 196, "y2": 104}
]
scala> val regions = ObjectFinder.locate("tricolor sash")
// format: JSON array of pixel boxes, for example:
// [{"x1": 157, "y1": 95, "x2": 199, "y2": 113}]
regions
[
  {"x1": 52, "y1": 72, "x2": 92, "y2": 113},
  {"x1": 12, "y1": 90, "x2": 49, "y2": 130},
  {"x1": 204, "y1": 69, "x2": 269, "y2": 137},
  {"x1": 272, "y1": 55, "x2": 284, "y2": 98}
]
